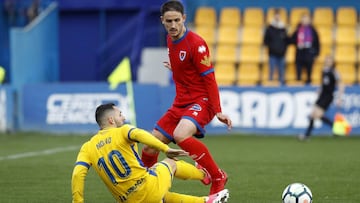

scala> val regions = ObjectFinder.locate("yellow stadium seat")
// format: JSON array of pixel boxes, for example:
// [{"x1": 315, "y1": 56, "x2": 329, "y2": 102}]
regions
[
  {"x1": 335, "y1": 45, "x2": 356, "y2": 64},
  {"x1": 195, "y1": 26, "x2": 216, "y2": 46},
  {"x1": 337, "y1": 63, "x2": 357, "y2": 85},
  {"x1": 241, "y1": 27, "x2": 263, "y2": 46},
  {"x1": 214, "y1": 45, "x2": 238, "y2": 64},
  {"x1": 194, "y1": 7, "x2": 217, "y2": 28},
  {"x1": 285, "y1": 45, "x2": 296, "y2": 64},
  {"x1": 217, "y1": 26, "x2": 239, "y2": 45},
  {"x1": 243, "y1": 7, "x2": 264, "y2": 28},
  {"x1": 289, "y1": 7, "x2": 310, "y2": 28},
  {"x1": 261, "y1": 64, "x2": 282, "y2": 86},
  {"x1": 311, "y1": 63, "x2": 323, "y2": 85},
  {"x1": 316, "y1": 27, "x2": 333, "y2": 47},
  {"x1": 219, "y1": 7, "x2": 241, "y2": 27},
  {"x1": 237, "y1": 63, "x2": 260, "y2": 86},
  {"x1": 266, "y1": 7, "x2": 288, "y2": 24},
  {"x1": 315, "y1": 45, "x2": 333, "y2": 65},
  {"x1": 285, "y1": 64, "x2": 307, "y2": 86},
  {"x1": 335, "y1": 27, "x2": 357, "y2": 46},
  {"x1": 239, "y1": 45, "x2": 261, "y2": 63},
  {"x1": 336, "y1": 7, "x2": 357, "y2": 27},
  {"x1": 313, "y1": 7, "x2": 334, "y2": 28},
  {"x1": 214, "y1": 62, "x2": 236, "y2": 86},
  {"x1": 334, "y1": 46, "x2": 357, "y2": 85}
]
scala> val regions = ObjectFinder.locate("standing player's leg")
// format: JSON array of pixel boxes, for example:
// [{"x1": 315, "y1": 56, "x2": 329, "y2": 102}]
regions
[
  {"x1": 174, "y1": 119, "x2": 227, "y2": 195},
  {"x1": 160, "y1": 158, "x2": 229, "y2": 203}
]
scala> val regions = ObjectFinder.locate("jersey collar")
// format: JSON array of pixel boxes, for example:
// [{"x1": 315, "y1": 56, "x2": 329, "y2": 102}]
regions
[{"x1": 172, "y1": 28, "x2": 189, "y2": 44}]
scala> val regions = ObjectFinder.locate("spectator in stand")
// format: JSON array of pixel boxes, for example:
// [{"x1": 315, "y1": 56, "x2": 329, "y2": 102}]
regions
[
  {"x1": 26, "y1": 0, "x2": 41, "y2": 24},
  {"x1": 290, "y1": 13, "x2": 320, "y2": 84},
  {"x1": 263, "y1": 8, "x2": 288, "y2": 85},
  {"x1": 3, "y1": 0, "x2": 17, "y2": 26}
]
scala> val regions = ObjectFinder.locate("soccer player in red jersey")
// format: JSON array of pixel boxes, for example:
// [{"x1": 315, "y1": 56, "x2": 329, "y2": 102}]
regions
[{"x1": 141, "y1": 0, "x2": 232, "y2": 195}]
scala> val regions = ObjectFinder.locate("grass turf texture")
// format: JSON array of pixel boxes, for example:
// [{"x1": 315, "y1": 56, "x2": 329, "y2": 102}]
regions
[{"x1": 0, "y1": 132, "x2": 359, "y2": 202}]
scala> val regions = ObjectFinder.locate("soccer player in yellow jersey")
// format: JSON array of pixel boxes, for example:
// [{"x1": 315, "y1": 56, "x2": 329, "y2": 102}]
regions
[{"x1": 71, "y1": 103, "x2": 229, "y2": 203}]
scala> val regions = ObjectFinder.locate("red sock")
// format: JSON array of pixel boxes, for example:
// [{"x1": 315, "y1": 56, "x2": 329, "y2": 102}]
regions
[
  {"x1": 141, "y1": 149, "x2": 159, "y2": 167},
  {"x1": 177, "y1": 137, "x2": 222, "y2": 179}
]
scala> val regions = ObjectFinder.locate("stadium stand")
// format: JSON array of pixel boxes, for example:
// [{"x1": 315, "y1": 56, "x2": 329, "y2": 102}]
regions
[
  {"x1": 194, "y1": 7, "x2": 217, "y2": 28},
  {"x1": 336, "y1": 7, "x2": 357, "y2": 28},
  {"x1": 313, "y1": 7, "x2": 334, "y2": 28},
  {"x1": 195, "y1": 26, "x2": 216, "y2": 46},
  {"x1": 266, "y1": 7, "x2": 288, "y2": 25},
  {"x1": 335, "y1": 26, "x2": 357, "y2": 46},
  {"x1": 219, "y1": 7, "x2": 241, "y2": 27},
  {"x1": 217, "y1": 26, "x2": 239, "y2": 45},
  {"x1": 237, "y1": 62, "x2": 260, "y2": 86},
  {"x1": 241, "y1": 26, "x2": 263, "y2": 46},
  {"x1": 289, "y1": 7, "x2": 311, "y2": 28},
  {"x1": 334, "y1": 45, "x2": 357, "y2": 85},
  {"x1": 317, "y1": 27, "x2": 334, "y2": 47},
  {"x1": 215, "y1": 62, "x2": 237, "y2": 86},
  {"x1": 190, "y1": 4, "x2": 360, "y2": 86},
  {"x1": 243, "y1": 7, "x2": 264, "y2": 28},
  {"x1": 215, "y1": 44, "x2": 238, "y2": 64}
]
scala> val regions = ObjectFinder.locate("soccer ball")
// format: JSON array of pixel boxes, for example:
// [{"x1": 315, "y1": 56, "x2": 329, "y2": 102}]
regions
[{"x1": 282, "y1": 183, "x2": 313, "y2": 203}]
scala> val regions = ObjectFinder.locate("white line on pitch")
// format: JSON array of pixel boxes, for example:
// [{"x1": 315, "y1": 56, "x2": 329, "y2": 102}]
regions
[{"x1": 0, "y1": 145, "x2": 80, "y2": 161}]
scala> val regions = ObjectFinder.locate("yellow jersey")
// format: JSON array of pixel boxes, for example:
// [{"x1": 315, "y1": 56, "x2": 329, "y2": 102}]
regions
[{"x1": 72, "y1": 124, "x2": 170, "y2": 203}]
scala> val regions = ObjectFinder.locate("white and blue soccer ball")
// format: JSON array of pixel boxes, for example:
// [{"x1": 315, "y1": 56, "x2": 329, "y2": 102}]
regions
[{"x1": 282, "y1": 182, "x2": 313, "y2": 203}]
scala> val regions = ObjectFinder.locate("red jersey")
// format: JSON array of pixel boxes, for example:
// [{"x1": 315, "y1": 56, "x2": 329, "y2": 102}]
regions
[{"x1": 167, "y1": 30, "x2": 222, "y2": 113}]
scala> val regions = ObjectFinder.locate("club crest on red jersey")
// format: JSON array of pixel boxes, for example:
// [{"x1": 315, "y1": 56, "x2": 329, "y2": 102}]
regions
[{"x1": 179, "y1": 51, "x2": 186, "y2": 61}]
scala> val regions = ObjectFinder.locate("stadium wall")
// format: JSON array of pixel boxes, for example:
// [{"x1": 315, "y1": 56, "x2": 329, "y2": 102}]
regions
[
  {"x1": 17, "y1": 83, "x2": 360, "y2": 136},
  {"x1": 10, "y1": 2, "x2": 59, "y2": 91}
]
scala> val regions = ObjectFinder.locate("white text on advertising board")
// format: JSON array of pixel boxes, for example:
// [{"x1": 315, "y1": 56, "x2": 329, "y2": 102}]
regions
[{"x1": 46, "y1": 93, "x2": 128, "y2": 124}]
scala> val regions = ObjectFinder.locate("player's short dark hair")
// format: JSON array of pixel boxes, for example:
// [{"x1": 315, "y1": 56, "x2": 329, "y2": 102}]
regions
[
  {"x1": 95, "y1": 103, "x2": 115, "y2": 126},
  {"x1": 160, "y1": 0, "x2": 184, "y2": 16}
]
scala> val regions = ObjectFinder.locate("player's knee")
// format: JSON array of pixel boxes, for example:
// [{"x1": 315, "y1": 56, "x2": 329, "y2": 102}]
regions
[{"x1": 162, "y1": 158, "x2": 177, "y2": 173}]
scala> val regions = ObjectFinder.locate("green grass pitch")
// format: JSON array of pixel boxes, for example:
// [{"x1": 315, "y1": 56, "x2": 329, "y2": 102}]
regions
[{"x1": 0, "y1": 132, "x2": 359, "y2": 202}]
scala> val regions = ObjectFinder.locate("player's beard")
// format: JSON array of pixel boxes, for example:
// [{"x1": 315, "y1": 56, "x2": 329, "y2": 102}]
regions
[{"x1": 169, "y1": 26, "x2": 185, "y2": 40}]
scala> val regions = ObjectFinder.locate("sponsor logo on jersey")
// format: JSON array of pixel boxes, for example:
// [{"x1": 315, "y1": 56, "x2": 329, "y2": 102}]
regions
[
  {"x1": 179, "y1": 51, "x2": 186, "y2": 61},
  {"x1": 189, "y1": 104, "x2": 202, "y2": 111},
  {"x1": 198, "y1": 45, "x2": 206, "y2": 53},
  {"x1": 200, "y1": 55, "x2": 211, "y2": 67}
]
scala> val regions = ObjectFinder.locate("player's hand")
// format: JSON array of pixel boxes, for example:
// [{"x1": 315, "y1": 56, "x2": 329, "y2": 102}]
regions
[
  {"x1": 163, "y1": 61, "x2": 172, "y2": 71},
  {"x1": 216, "y1": 112, "x2": 232, "y2": 130},
  {"x1": 165, "y1": 148, "x2": 189, "y2": 159}
]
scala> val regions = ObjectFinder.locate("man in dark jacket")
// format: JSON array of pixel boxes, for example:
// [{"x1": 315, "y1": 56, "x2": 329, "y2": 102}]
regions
[
  {"x1": 264, "y1": 9, "x2": 288, "y2": 85},
  {"x1": 290, "y1": 13, "x2": 320, "y2": 84}
]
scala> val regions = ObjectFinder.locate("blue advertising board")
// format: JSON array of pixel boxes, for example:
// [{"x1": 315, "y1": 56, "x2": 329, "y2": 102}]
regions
[
  {"x1": 20, "y1": 83, "x2": 160, "y2": 133},
  {"x1": 20, "y1": 83, "x2": 360, "y2": 135}
]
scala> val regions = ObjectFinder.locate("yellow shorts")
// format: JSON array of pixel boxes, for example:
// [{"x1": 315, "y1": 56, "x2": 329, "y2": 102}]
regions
[{"x1": 123, "y1": 161, "x2": 173, "y2": 203}]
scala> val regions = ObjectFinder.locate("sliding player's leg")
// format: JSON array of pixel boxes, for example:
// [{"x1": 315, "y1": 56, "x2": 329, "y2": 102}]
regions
[{"x1": 164, "y1": 190, "x2": 230, "y2": 203}]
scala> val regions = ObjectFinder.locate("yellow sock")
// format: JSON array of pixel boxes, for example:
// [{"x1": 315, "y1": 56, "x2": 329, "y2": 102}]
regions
[
  {"x1": 175, "y1": 160, "x2": 205, "y2": 180},
  {"x1": 164, "y1": 192, "x2": 205, "y2": 203}
]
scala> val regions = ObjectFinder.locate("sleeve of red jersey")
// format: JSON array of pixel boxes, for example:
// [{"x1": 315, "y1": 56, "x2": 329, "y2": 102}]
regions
[{"x1": 193, "y1": 41, "x2": 222, "y2": 114}]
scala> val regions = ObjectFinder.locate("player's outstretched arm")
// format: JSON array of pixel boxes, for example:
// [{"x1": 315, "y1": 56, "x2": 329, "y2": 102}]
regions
[{"x1": 129, "y1": 128, "x2": 170, "y2": 152}]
